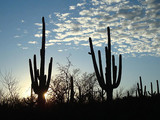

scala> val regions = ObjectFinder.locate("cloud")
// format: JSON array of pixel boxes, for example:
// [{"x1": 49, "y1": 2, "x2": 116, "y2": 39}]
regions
[
  {"x1": 54, "y1": 12, "x2": 70, "y2": 21},
  {"x1": 22, "y1": 47, "x2": 28, "y2": 50},
  {"x1": 21, "y1": 20, "x2": 24, "y2": 23},
  {"x1": 28, "y1": 41, "x2": 37, "y2": 44},
  {"x1": 17, "y1": 43, "x2": 22, "y2": 46},
  {"x1": 34, "y1": 33, "x2": 42, "y2": 38},
  {"x1": 69, "y1": 6, "x2": 76, "y2": 10},
  {"x1": 104, "y1": 0, "x2": 122, "y2": 4},
  {"x1": 65, "y1": 43, "x2": 71, "y2": 45},
  {"x1": 46, "y1": 42, "x2": 54, "y2": 47},
  {"x1": 79, "y1": 10, "x2": 91, "y2": 16},
  {"x1": 34, "y1": 23, "x2": 42, "y2": 26},
  {"x1": 77, "y1": 2, "x2": 86, "y2": 7},
  {"x1": 14, "y1": 35, "x2": 20, "y2": 38},
  {"x1": 49, "y1": 14, "x2": 52, "y2": 18},
  {"x1": 81, "y1": 43, "x2": 89, "y2": 46},
  {"x1": 46, "y1": 30, "x2": 51, "y2": 35},
  {"x1": 58, "y1": 49, "x2": 63, "y2": 52},
  {"x1": 30, "y1": 0, "x2": 160, "y2": 56},
  {"x1": 49, "y1": 39, "x2": 61, "y2": 43}
]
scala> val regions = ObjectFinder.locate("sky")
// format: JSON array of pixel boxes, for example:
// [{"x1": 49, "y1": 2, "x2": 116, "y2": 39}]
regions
[{"x1": 0, "y1": 0, "x2": 160, "y2": 97}]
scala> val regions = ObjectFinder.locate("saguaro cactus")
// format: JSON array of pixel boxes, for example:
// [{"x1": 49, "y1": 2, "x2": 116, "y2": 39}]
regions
[
  {"x1": 70, "y1": 76, "x2": 74, "y2": 103},
  {"x1": 148, "y1": 82, "x2": 156, "y2": 97},
  {"x1": 156, "y1": 80, "x2": 159, "y2": 95},
  {"x1": 137, "y1": 76, "x2": 147, "y2": 97},
  {"x1": 29, "y1": 17, "x2": 53, "y2": 106},
  {"x1": 88, "y1": 27, "x2": 122, "y2": 102}
]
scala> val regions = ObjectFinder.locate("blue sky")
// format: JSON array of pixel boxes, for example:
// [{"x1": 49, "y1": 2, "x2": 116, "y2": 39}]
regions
[{"x1": 0, "y1": 0, "x2": 160, "y2": 97}]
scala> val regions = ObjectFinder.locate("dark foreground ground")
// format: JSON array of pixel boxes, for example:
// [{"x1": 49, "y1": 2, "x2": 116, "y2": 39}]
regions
[{"x1": 0, "y1": 97, "x2": 160, "y2": 120}]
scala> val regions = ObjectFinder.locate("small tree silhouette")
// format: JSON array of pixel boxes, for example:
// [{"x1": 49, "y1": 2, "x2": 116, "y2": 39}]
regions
[
  {"x1": 29, "y1": 17, "x2": 53, "y2": 107},
  {"x1": 88, "y1": 27, "x2": 122, "y2": 102}
]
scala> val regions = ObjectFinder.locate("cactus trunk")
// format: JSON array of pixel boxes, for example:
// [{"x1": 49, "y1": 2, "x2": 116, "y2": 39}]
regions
[
  {"x1": 38, "y1": 92, "x2": 45, "y2": 105},
  {"x1": 70, "y1": 76, "x2": 74, "y2": 103},
  {"x1": 89, "y1": 27, "x2": 122, "y2": 102},
  {"x1": 29, "y1": 17, "x2": 53, "y2": 107}
]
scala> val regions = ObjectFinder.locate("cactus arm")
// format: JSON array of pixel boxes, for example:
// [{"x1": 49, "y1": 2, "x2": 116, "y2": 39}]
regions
[
  {"x1": 29, "y1": 59, "x2": 34, "y2": 86},
  {"x1": 137, "y1": 76, "x2": 148, "y2": 97},
  {"x1": 113, "y1": 54, "x2": 122, "y2": 88},
  {"x1": 46, "y1": 57, "x2": 53, "y2": 89},
  {"x1": 148, "y1": 82, "x2": 153, "y2": 95},
  {"x1": 98, "y1": 50, "x2": 105, "y2": 88},
  {"x1": 144, "y1": 86, "x2": 147, "y2": 96},
  {"x1": 156, "y1": 80, "x2": 159, "y2": 94},
  {"x1": 33, "y1": 55, "x2": 38, "y2": 87},
  {"x1": 112, "y1": 55, "x2": 117, "y2": 85},
  {"x1": 29, "y1": 59, "x2": 38, "y2": 93},
  {"x1": 137, "y1": 83, "x2": 141, "y2": 96},
  {"x1": 89, "y1": 37, "x2": 105, "y2": 89},
  {"x1": 139, "y1": 76, "x2": 143, "y2": 94}
]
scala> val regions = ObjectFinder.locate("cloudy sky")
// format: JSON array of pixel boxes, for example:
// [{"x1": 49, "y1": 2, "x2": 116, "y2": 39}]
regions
[{"x1": 0, "y1": 0, "x2": 160, "y2": 97}]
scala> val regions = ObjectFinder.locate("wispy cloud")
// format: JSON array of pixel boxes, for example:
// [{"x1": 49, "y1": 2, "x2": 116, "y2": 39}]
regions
[
  {"x1": 34, "y1": 33, "x2": 42, "y2": 38},
  {"x1": 46, "y1": 42, "x2": 54, "y2": 47},
  {"x1": 34, "y1": 23, "x2": 42, "y2": 26},
  {"x1": 58, "y1": 49, "x2": 63, "y2": 52},
  {"x1": 28, "y1": 41, "x2": 37, "y2": 44},
  {"x1": 14, "y1": 35, "x2": 20, "y2": 38},
  {"x1": 69, "y1": 6, "x2": 76, "y2": 10},
  {"x1": 22, "y1": 47, "x2": 28, "y2": 50},
  {"x1": 21, "y1": 20, "x2": 25, "y2": 23},
  {"x1": 17, "y1": 43, "x2": 22, "y2": 46}
]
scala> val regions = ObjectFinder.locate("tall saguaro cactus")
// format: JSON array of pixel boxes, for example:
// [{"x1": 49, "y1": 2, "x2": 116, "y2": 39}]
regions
[
  {"x1": 29, "y1": 17, "x2": 53, "y2": 106},
  {"x1": 88, "y1": 27, "x2": 122, "y2": 102}
]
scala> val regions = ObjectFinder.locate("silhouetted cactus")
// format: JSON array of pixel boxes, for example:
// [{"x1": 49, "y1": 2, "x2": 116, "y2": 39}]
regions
[
  {"x1": 148, "y1": 82, "x2": 156, "y2": 97},
  {"x1": 88, "y1": 27, "x2": 122, "y2": 102},
  {"x1": 148, "y1": 80, "x2": 160, "y2": 97},
  {"x1": 70, "y1": 76, "x2": 74, "y2": 103},
  {"x1": 156, "y1": 80, "x2": 159, "y2": 95},
  {"x1": 29, "y1": 17, "x2": 53, "y2": 106},
  {"x1": 137, "y1": 76, "x2": 147, "y2": 97}
]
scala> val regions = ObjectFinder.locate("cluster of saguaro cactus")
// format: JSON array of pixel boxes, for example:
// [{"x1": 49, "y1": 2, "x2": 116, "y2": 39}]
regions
[
  {"x1": 148, "y1": 80, "x2": 160, "y2": 96},
  {"x1": 137, "y1": 76, "x2": 147, "y2": 97},
  {"x1": 29, "y1": 17, "x2": 53, "y2": 106},
  {"x1": 137, "y1": 77, "x2": 160, "y2": 97},
  {"x1": 88, "y1": 27, "x2": 122, "y2": 102}
]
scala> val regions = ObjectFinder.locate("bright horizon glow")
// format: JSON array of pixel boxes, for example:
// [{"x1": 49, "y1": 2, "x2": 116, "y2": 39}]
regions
[
  {"x1": 44, "y1": 93, "x2": 48, "y2": 100},
  {"x1": 0, "y1": 0, "x2": 160, "y2": 98}
]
